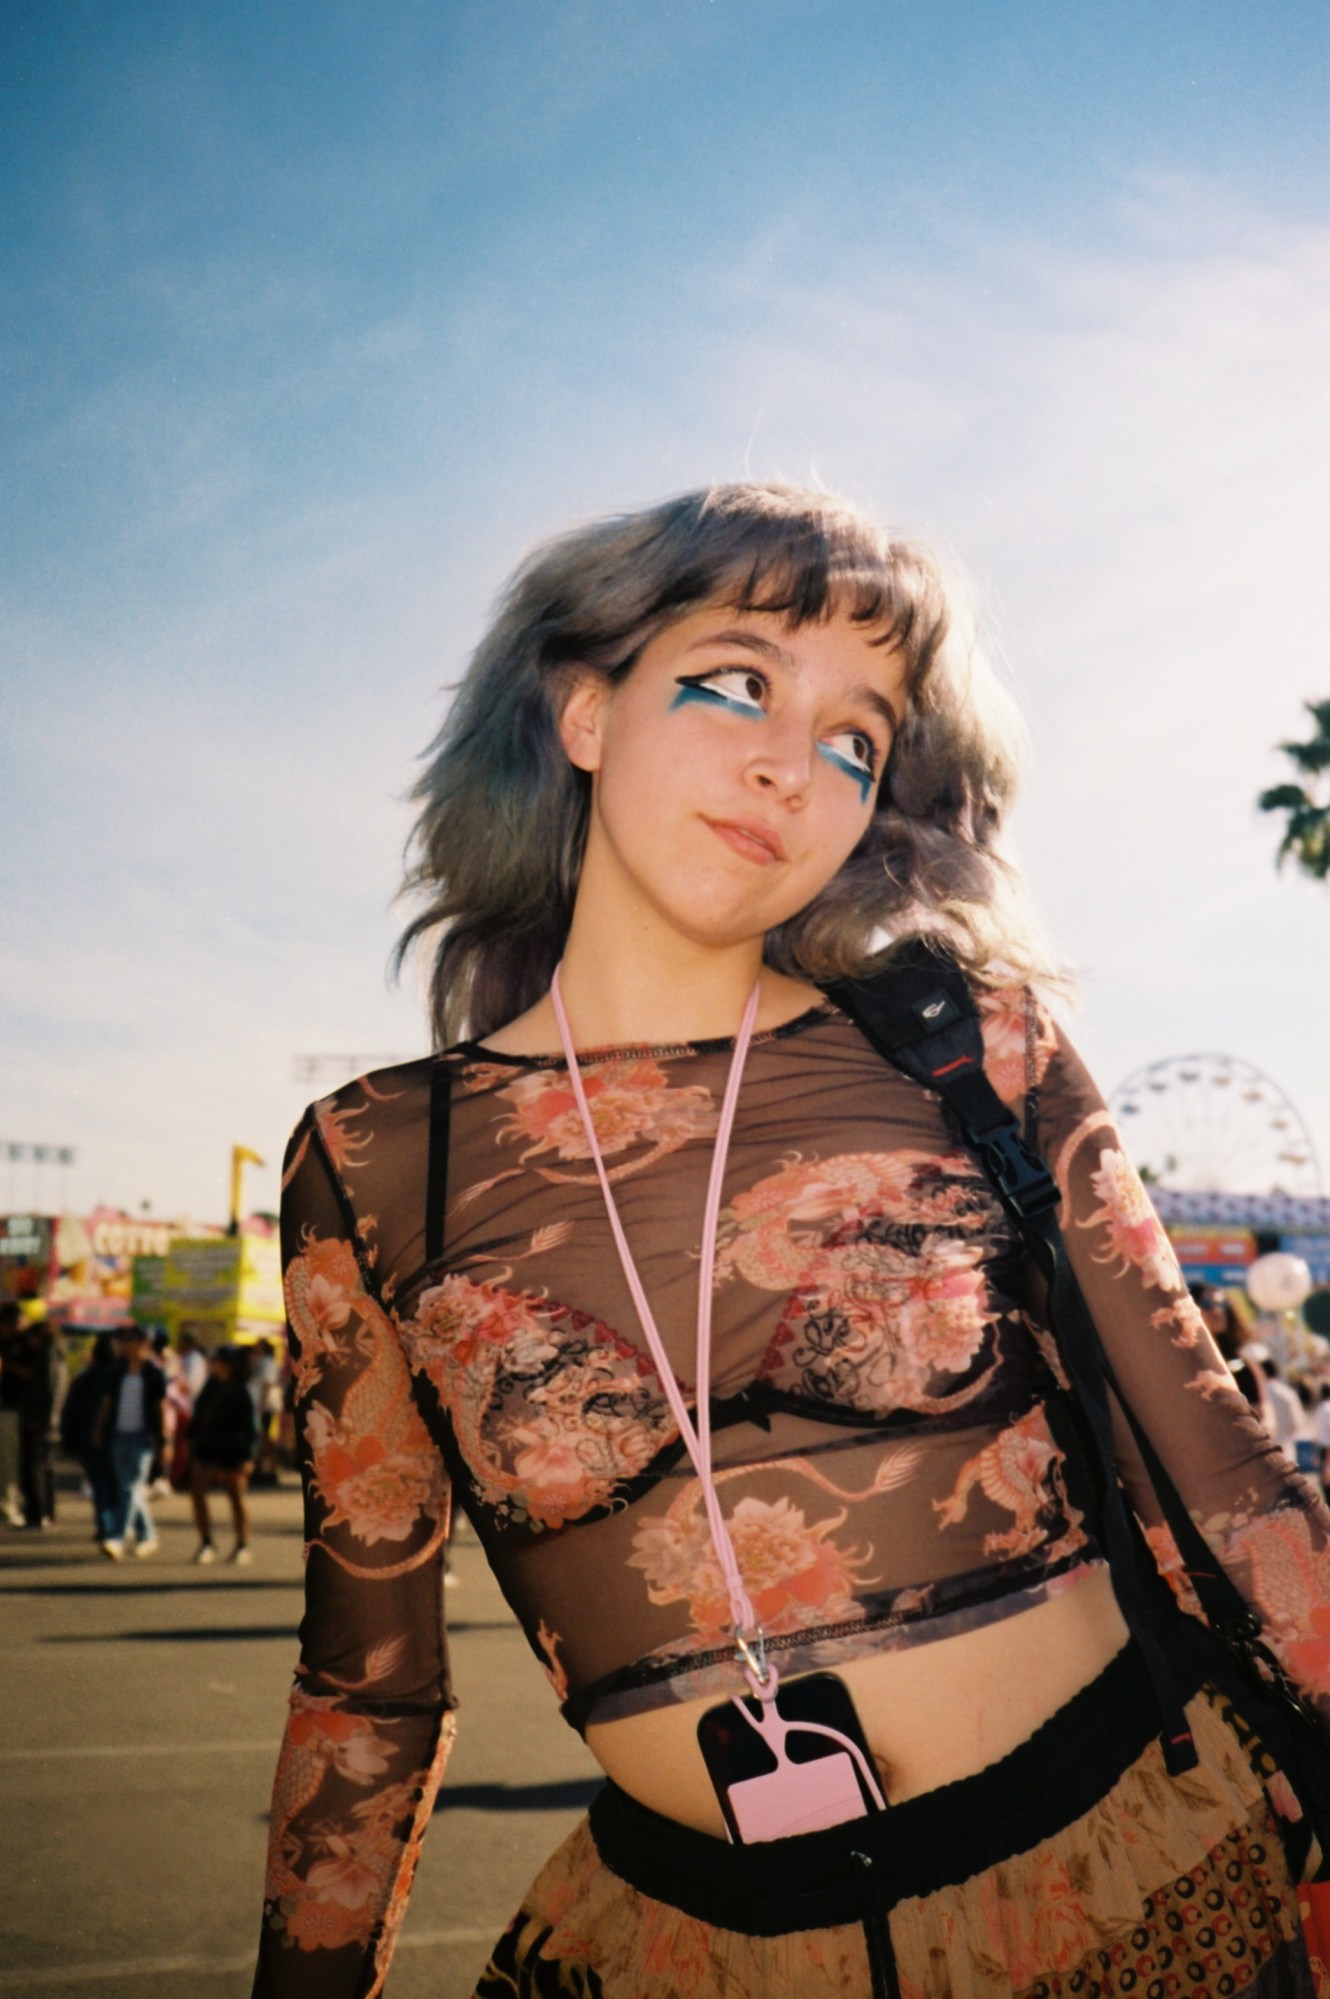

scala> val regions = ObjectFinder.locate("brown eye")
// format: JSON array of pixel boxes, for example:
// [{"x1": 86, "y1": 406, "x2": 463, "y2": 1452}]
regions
[
  {"x1": 679, "y1": 667, "x2": 769, "y2": 715},
  {"x1": 823, "y1": 729, "x2": 877, "y2": 778}
]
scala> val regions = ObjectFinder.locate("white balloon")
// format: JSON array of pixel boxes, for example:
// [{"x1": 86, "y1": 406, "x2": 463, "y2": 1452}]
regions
[{"x1": 1246, "y1": 1252, "x2": 1313, "y2": 1314}]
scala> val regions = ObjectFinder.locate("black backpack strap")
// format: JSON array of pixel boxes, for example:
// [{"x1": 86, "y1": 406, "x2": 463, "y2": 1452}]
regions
[
  {"x1": 825, "y1": 943, "x2": 1059, "y2": 1227},
  {"x1": 825, "y1": 941, "x2": 1200, "y2": 1774},
  {"x1": 424, "y1": 1057, "x2": 453, "y2": 1269}
]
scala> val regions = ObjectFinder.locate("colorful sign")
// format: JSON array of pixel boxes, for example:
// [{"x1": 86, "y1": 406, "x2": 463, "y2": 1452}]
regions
[
  {"x1": 3, "y1": 1208, "x2": 280, "y2": 1335},
  {"x1": 45, "y1": 1210, "x2": 135, "y2": 1326},
  {"x1": 157, "y1": 1233, "x2": 284, "y2": 1343},
  {"x1": 1162, "y1": 1223, "x2": 1256, "y2": 1288},
  {"x1": 0, "y1": 1214, "x2": 52, "y2": 1299},
  {"x1": 1283, "y1": 1234, "x2": 1330, "y2": 1285},
  {"x1": 129, "y1": 1254, "x2": 169, "y2": 1329},
  {"x1": 89, "y1": 1215, "x2": 172, "y2": 1260}
]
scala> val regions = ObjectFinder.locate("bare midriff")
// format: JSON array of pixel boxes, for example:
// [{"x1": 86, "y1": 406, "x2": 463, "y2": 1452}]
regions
[{"x1": 585, "y1": 1564, "x2": 1129, "y2": 1838}]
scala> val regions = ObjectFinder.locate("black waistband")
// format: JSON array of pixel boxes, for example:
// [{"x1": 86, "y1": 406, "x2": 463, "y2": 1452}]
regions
[{"x1": 587, "y1": 1640, "x2": 1205, "y2": 1935}]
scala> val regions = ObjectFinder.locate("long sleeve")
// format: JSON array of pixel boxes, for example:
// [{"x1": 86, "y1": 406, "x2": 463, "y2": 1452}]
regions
[
  {"x1": 253, "y1": 1109, "x2": 456, "y2": 1999},
  {"x1": 1020, "y1": 993, "x2": 1330, "y2": 1712}
]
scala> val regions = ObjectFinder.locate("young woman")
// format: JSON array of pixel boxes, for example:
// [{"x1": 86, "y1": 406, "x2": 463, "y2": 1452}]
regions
[{"x1": 252, "y1": 484, "x2": 1330, "y2": 1999}]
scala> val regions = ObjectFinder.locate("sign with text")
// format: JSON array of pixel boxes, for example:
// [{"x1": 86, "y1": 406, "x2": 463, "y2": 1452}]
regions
[
  {"x1": 159, "y1": 1234, "x2": 284, "y2": 1342},
  {"x1": 1165, "y1": 1224, "x2": 1255, "y2": 1288}
]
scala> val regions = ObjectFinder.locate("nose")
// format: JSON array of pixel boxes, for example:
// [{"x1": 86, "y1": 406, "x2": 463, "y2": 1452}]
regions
[{"x1": 747, "y1": 722, "x2": 813, "y2": 804}]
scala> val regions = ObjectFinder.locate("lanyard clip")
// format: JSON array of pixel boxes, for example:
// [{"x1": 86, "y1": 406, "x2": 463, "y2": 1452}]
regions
[{"x1": 734, "y1": 1626, "x2": 770, "y2": 1687}]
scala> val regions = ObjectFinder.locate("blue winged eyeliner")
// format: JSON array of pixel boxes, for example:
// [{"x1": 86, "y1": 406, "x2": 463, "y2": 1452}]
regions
[
  {"x1": 671, "y1": 667, "x2": 880, "y2": 805},
  {"x1": 670, "y1": 671, "x2": 767, "y2": 720}
]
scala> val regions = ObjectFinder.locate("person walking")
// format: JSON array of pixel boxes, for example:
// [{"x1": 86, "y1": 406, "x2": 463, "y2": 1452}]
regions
[
  {"x1": 96, "y1": 1322, "x2": 165, "y2": 1559},
  {"x1": 59, "y1": 1332, "x2": 119, "y2": 1542},
  {"x1": 252, "y1": 483, "x2": 1330, "y2": 1999},
  {"x1": 176, "y1": 1330, "x2": 208, "y2": 1406},
  {"x1": 189, "y1": 1345, "x2": 258, "y2": 1565},
  {"x1": 0, "y1": 1301, "x2": 30, "y2": 1525},
  {"x1": 9, "y1": 1309, "x2": 59, "y2": 1528},
  {"x1": 0, "y1": 1306, "x2": 63, "y2": 1529}
]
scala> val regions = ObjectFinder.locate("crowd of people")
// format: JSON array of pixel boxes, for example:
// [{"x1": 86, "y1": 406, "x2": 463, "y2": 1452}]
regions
[
  {"x1": 1191, "y1": 1280, "x2": 1330, "y2": 1491},
  {"x1": 0, "y1": 1308, "x2": 289, "y2": 1563}
]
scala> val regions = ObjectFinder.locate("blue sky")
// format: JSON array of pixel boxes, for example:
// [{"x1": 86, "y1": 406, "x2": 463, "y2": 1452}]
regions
[{"x1": 3, "y1": 0, "x2": 1329, "y2": 1222}]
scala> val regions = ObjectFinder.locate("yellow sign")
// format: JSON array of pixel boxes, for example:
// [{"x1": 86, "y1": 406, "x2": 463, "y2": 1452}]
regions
[{"x1": 158, "y1": 1233, "x2": 284, "y2": 1343}]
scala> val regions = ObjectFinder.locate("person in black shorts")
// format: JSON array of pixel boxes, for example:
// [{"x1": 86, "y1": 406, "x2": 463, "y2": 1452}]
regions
[{"x1": 188, "y1": 1345, "x2": 258, "y2": 1566}]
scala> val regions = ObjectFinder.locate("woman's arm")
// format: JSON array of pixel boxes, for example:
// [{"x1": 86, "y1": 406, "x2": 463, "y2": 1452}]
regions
[
  {"x1": 252, "y1": 1109, "x2": 455, "y2": 1999},
  {"x1": 1001, "y1": 990, "x2": 1330, "y2": 1713}
]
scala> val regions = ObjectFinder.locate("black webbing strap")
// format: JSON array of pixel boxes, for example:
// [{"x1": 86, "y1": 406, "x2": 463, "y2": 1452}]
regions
[
  {"x1": 424, "y1": 1058, "x2": 452, "y2": 1269},
  {"x1": 826, "y1": 944, "x2": 1200, "y2": 1774},
  {"x1": 826, "y1": 947, "x2": 1059, "y2": 1226}
]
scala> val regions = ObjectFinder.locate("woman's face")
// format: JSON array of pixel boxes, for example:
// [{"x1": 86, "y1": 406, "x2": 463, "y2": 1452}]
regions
[{"x1": 561, "y1": 603, "x2": 909, "y2": 953}]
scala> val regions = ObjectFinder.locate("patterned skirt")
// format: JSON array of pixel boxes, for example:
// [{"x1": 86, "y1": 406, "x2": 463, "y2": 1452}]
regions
[{"x1": 472, "y1": 1644, "x2": 1329, "y2": 1999}]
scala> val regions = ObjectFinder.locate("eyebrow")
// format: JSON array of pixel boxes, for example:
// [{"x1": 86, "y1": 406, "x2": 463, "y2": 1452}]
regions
[{"x1": 682, "y1": 628, "x2": 900, "y2": 733}]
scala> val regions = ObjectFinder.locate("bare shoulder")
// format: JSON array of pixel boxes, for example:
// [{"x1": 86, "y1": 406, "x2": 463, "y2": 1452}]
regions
[{"x1": 476, "y1": 998, "x2": 561, "y2": 1056}]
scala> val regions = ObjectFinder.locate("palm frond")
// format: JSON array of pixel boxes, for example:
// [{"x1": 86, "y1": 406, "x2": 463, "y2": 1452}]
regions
[
  {"x1": 1259, "y1": 783, "x2": 1311, "y2": 814},
  {"x1": 1260, "y1": 698, "x2": 1330, "y2": 884}
]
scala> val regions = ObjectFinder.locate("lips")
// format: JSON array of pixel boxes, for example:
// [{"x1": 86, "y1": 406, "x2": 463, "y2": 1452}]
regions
[{"x1": 704, "y1": 817, "x2": 787, "y2": 865}]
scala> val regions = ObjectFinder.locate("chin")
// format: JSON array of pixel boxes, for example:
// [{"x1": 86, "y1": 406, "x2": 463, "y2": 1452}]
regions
[{"x1": 661, "y1": 896, "x2": 804, "y2": 952}]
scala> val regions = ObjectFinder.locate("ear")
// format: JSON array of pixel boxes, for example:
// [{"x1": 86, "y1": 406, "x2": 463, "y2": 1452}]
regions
[{"x1": 558, "y1": 668, "x2": 613, "y2": 775}]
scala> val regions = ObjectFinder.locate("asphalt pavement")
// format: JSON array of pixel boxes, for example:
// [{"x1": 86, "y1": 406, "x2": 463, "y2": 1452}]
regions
[{"x1": 1, "y1": 1464, "x2": 603, "y2": 1998}]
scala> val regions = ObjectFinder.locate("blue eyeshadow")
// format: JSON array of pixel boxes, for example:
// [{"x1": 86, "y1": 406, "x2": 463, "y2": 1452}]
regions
[
  {"x1": 816, "y1": 741, "x2": 874, "y2": 805},
  {"x1": 669, "y1": 683, "x2": 764, "y2": 719}
]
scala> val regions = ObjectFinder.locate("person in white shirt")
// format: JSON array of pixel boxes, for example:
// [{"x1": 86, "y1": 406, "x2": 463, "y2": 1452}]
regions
[
  {"x1": 1256, "y1": 1356, "x2": 1309, "y2": 1461},
  {"x1": 177, "y1": 1332, "x2": 208, "y2": 1406}
]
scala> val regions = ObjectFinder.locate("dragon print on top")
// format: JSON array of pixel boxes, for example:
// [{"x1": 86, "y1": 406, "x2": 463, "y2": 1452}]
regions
[{"x1": 253, "y1": 989, "x2": 1330, "y2": 1998}]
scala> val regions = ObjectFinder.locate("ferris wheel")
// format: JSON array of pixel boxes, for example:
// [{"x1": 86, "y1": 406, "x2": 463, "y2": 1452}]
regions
[{"x1": 1109, "y1": 1054, "x2": 1323, "y2": 1198}]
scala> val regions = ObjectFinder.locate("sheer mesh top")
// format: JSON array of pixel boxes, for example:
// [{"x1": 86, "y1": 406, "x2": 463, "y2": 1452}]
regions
[{"x1": 253, "y1": 987, "x2": 1330, "y2": 1998}]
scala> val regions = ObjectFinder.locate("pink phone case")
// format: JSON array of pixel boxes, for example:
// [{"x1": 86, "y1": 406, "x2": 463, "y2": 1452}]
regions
[{"x1": 726, "y1": 1747, "x2": 869, "y2": 1842}]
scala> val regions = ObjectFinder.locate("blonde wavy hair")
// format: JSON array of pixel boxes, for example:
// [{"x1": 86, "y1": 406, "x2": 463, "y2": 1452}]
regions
[{"x1": 398, "y1": 482, "x2": 1064, "y2": 1045}]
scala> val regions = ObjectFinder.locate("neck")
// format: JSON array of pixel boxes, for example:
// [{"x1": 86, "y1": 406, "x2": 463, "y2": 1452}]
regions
[
  {"x1": 480, "y1": 833, "x2": 825, "y2": 1058},
  {"x1": 556, "y1": 899, "x2": 768, "y2": 1049}
]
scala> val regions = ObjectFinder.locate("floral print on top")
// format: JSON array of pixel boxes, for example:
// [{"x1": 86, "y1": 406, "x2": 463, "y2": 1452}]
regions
[{"x1": 254, "y1": 990, "x2": 1330, "y2": 1998}]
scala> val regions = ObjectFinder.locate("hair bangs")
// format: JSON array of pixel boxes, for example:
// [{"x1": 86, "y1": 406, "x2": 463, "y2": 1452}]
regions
[{"x1": 670, "y1": 493, "x2": 920, "y2": 654}]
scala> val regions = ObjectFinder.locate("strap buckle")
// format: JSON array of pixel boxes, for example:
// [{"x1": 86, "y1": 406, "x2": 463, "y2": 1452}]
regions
[{"x1": 975, "y1": 1124, "x2": 1060, "y2": 1221}]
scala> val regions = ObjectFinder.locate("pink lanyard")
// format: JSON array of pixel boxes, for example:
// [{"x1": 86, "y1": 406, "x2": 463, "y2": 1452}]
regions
[{"x1": 549, "y1": 965, "x2": 777, "y2": 1700}]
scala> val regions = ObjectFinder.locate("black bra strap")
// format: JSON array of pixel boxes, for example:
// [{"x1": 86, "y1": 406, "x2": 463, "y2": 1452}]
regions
[{"x1": 424, "y1": 1058, "x2": 452, "y2": 1268}]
